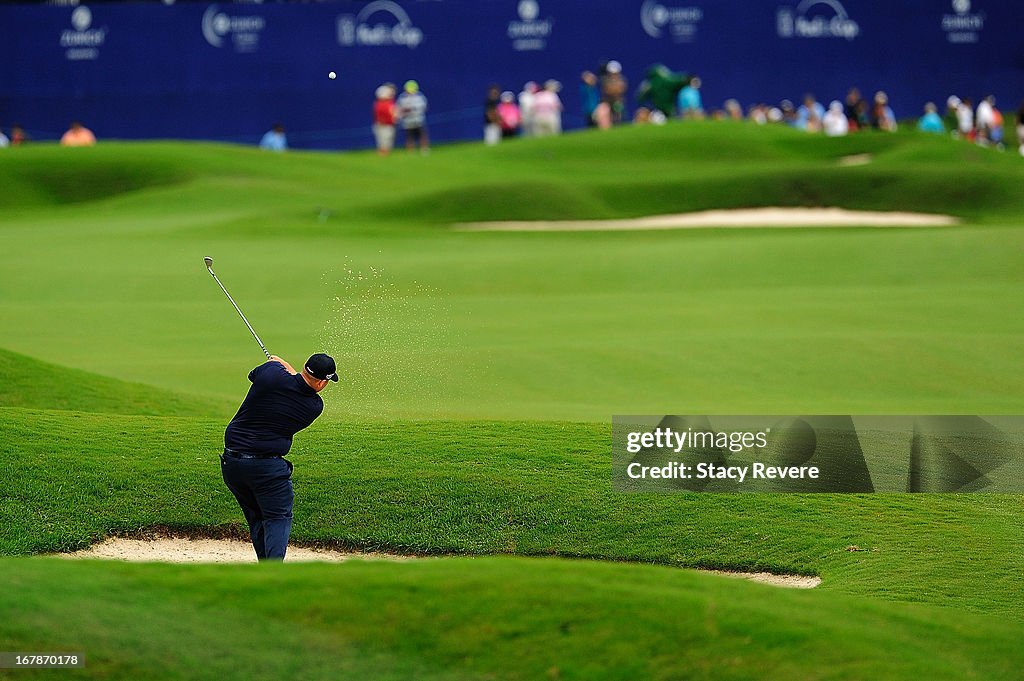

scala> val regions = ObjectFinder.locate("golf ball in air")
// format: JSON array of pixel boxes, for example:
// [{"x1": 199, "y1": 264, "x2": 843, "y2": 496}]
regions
[{"x1": 329, "y1": 71, "x2": 337, "y2": 79}]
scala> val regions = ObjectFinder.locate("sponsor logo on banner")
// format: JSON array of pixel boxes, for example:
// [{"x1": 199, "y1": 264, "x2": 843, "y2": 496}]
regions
[
  {"x1": 942, "y1": 0, "x2": 985, "y2": 44},
  {"x1": 337, "y1": 1, "x2": 424, "y2": 49},
  {"x1": 60, "y1": 6, "x2": 106, "y2": 61},
  {"x1": 202, "y1": 4, "x2": 265, "y2": 53},
  {"x1": 776, "y1": 0, "x2": 859, "y2": 40},
  {"x1": 640, "y1": 1, "x2": 703, "y2": 43},
  {"x1": 507, "y1": 0, "x2": 553, "y2": 52}
]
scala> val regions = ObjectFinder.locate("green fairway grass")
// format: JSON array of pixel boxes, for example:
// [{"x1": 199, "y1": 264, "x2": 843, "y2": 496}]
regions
[
  {"x1": 1, "y1": 125, "x2": 1022, "y2": 419},
  {"x1": 3, "y1": 557, "x2": 1022, "y2": 681},
  {"x1": 2, "y1": 123, "x2": 1023, "y2": 679}
]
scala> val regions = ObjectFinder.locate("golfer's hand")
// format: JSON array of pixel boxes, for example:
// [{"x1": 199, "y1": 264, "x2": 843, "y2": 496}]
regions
[{"x1": 269, "y1": 355, "x2": 297, "y2": 375}]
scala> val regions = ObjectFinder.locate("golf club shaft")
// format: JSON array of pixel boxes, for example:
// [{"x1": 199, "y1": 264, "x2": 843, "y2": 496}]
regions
[{"x1": 207, "y1": 268, "x2": 272, "y2": 360}]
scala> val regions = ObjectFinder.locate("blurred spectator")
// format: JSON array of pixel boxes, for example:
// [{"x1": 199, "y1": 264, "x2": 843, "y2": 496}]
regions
[
  {"x1": 796, "y1": 94, "x2": 825, "y2": 132},
  {"x1": 822, "y1": 100, "x2": 849, "y2": 136},
  {"x1": 259, "y1": 123, "x2": 287, "y2": 152},
  {"x1": 956, "y1": 97, "x2": 975, "y2": 140},
  {"x1": 747, "y1": 103, "x2": 769, "y2": 125},
  {"x1": 635, "y1": 64, "x2": 688, "y2": 119},
  {"x1": 677, "y1": 76, "x2": 703, "y2": 119},
  {"x1": 496, "y1": 91, "x2": 521, "y2": 139},
  {"x1": 483, "y1": 84, "x2": 501, "y2": 146},
  {"x1": 60, "y1": 121, "x2": 96, "y2": 147},
  {"x1": 532, "y1": 80, "x2": 563, "y2": 137},
  {"x1": 975, "y1": 95, "x2": 1003, "y2": 147},
  {"x1": 600, "y1": 60, "x2": 628, "y2": 125},
  {"x1": 10, "y1": 125, "x2": 27, "y2": 145},
  {"x1": 372, "y1": 84, "x2": 397, "y2": 156},
  {"x1": 397, "y1": 80, "x2": 429, "y2": 153},
  {"x1": 918, "y1": 102, "x2": 945, "y2": 134},
  {"x1": 593, "y1": 101, "x2": 612, "y2": 130},
  {"x1": 724, "y1": 99, "x2": 743, "y2": 120},
  {"x1": 855, "y1": 99, "x2": 870, "y2": 129},
  {"x1": 519, "y1": 81, "x2": 538, "y2": 137},
  {"x1": 844, "y1": 88, "x2": 867, "y2": 131},
  {"x1": 944, "y1": 96, "x2": 961, "y2": 132},
  {"x1": 0, "y1": 128, "x2": 8, "y2": 148},
  {"x1": 633, "y1": 106, "x2": 667, "y2": 126},
  {"x1": 780, "y1": 100, "x2": 798, "y2": 126},
  {"x1": 1017, "y1": 103, "x2": 1024, "y2": 156},
  {"x1": 975, "y1": 95, "x2": 994, "y2": 138},
  {"x1": 989, "y1": 100, "x2": 1004, "y2": 147},
  {"x1": 871, "y1": 91, "x2": 897, "y2": 131},
  {"x1": 580, "y1": 71, "x2": 600, "y2": 127}
]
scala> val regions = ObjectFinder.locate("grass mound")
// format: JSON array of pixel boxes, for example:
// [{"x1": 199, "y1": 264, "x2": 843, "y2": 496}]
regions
[
  {"x1": 0, "y1": 347, "x2": 229, "y2": 416},
  {"x1": 0, "y1": 148, "x2": 193, "y2": 208},
  {"x1": 3, "y1": 124, "x2": 1024, "y2": 224},
  {"x1": 3, "y1": 556, "x2": 1021, "y2": 681},
  {"x1": 4, "y1": 407, "x2": 1023, "y2": 620}
]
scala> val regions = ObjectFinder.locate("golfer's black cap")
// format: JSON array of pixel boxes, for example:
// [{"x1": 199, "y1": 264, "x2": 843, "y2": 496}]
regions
[{"x1": 305, "y1": 353, "x2": 339, "y2": 382}]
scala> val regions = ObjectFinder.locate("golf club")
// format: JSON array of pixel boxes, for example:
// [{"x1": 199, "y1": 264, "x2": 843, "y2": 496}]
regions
[{"x1": 203, "y1": 256, "x2": 272, "y2": 360}]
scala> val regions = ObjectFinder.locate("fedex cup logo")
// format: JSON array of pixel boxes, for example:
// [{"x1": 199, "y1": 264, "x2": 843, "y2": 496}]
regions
[
  {"x1": 776, "y1": 0, "x2": 859, "y2": 40},
  {"x1": 337, "y1": 1, "x2": 424, "y2": 49},
  {"x1": 641, "y1": 1, "x2": 703, "y2": 42}
]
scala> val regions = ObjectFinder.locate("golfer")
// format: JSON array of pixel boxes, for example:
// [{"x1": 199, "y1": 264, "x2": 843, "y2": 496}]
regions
[{"x1": 221, "y1": 353, "x2": 338, "y2": 560}]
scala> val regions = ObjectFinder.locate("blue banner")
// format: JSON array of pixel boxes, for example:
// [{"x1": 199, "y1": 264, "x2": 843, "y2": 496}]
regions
[{"x1": 1, "y1": 1, "x2": 1019, "y2": 149}]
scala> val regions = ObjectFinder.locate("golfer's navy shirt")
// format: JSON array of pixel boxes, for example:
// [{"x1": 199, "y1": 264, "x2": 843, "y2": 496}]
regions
[{"x1": 224, "y1": 361, "x2": 324, "y2": 456}]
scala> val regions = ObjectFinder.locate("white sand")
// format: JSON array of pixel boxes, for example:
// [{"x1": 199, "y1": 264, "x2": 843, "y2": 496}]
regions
[
  {"x1": 57, "y1": 537, "x2": 410, "y2": 564},
  {"x1": 56, "y1": 538, "x2": 819, "y2": 588},
  {"x1": 706, "y1": 570, "x2": 822, "y2": 589},
  {"x1": 455, "y1": 206, "x2": 957, "y2": 232},
  {"x1": 837, "y1": 153, "x2": 873, "y2": 166}
]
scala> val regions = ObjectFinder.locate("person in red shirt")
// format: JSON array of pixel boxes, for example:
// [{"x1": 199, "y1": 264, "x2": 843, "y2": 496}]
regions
[
  {"x1": 372, "y1": 84, "x2": 397, "y2": 156},
  {"x1": 10, "y1": 125, "x2": 28, "y2": 145}
]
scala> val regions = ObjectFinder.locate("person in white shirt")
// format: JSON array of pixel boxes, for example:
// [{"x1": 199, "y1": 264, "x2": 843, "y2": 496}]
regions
[
  {"x1": 822, "y1": 101, "x2": 849, "y2": 137},
  {"x1": 518, "y1": 82, "x2": 538, "y2": 137},
  {"x1": 975, "y1": 95, "x2": 996, "y2": 145},
  {"x1": 531, "y1": 80, "x2": 563, "y2": 137},
  {"x1": 956, "y1": 98, "x2": 975, "y2": 139}
]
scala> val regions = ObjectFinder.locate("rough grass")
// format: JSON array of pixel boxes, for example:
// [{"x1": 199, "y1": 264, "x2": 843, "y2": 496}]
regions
[
  {"x1": 3, "y1": 556, "x2": 1022, "y2": 681},
  {"x1": 3, "y1": 406, "x2": 1023, "y2": 621}
]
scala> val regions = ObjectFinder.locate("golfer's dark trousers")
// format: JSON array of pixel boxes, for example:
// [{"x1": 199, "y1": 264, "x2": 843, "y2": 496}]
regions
[{"x1": 220, "y1": 450, "x2": 293, "y2": 560}]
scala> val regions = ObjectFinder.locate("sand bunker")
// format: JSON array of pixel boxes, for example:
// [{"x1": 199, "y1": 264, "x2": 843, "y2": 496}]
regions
[
  {"x1": 456, "y1": 207, "x2": 958, "y2": 232},
  {"x1": 707, "y1": 570, "x2": 821, "y2": 589},
  {"x1": 59, "y1": 537, "x2": 410, "y2": 564},
  {"x1": 57, "y1": 538, "x2": 819, "y2": 588},
  {"x1": 837, "y1": 153, "x2": 873, "y2": 166}
]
